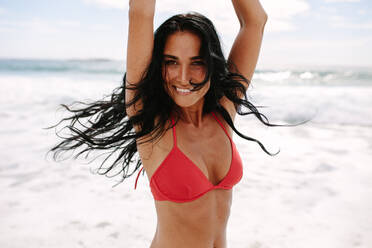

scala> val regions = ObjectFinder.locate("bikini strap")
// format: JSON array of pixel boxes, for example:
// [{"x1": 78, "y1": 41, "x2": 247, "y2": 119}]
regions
[
  {"x1": 171, "y1": 116, "x2": 177, "y2": 147},
  {"x1": 211, "y1": 111, "x2": 231, "y2": 139},
  {"x1": 134, "y1": 167, "x2": 144, "y2": 190}
]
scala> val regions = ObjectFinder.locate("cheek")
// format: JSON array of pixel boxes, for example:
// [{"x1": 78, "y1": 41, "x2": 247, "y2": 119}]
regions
[
  {"x1": 162, "y1": 66, "x2": 177, "y2": 81},
  {"x1": 191, "y1": 67, "x2": 206, "y2": 80}
]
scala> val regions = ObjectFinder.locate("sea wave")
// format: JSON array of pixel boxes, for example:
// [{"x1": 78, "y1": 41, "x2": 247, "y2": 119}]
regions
[
  {"x1": 1, "y1": 59, "x2": 371, "y2": 86},
  {"x1": 0, "y1": 59, "x2": 125, "y2": 75}
]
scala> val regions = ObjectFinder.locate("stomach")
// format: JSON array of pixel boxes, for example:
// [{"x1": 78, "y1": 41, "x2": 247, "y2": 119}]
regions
[{"x1": 149, "y1": 189, "x2": 232, "y2": 248}]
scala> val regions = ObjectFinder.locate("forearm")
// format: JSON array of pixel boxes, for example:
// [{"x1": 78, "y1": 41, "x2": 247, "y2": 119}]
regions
[
  {"x1": 129, "y1": 0, "x2": 156, "y2": 17},
  {"x1": 126, "y1": 0, "x2": 155, "y2": 85},
  {"x1": 231, "y1": 0, "x2": 268, "y2": 26}
]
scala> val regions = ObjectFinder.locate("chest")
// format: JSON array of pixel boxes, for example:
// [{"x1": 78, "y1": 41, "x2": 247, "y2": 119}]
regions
[
  {"x1": 138, "y1": 114, "x2": 243, "y2": 204},
  {"x1": 176, "y1": 127, "x2": 233, "y2": 185}
]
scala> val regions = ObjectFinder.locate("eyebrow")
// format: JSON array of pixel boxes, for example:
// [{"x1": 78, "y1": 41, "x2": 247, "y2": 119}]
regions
[{"x1": 163, "y1": 54, "x2": 203, "y2": 60}]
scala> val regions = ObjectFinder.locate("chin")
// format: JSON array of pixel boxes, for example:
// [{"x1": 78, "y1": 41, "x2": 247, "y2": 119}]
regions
[{"x1": 173, "y1": 97, "x2": 201, "y2": 108}]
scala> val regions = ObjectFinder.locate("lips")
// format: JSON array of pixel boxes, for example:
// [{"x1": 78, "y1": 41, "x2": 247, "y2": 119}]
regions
[{"x1": 173, "y1": 86, "x2": 192, "y2": 95}]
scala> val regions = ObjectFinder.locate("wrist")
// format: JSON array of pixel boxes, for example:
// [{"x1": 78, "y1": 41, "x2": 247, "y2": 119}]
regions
[{"x1": 129, "y1": 0, "x2": 156, "y2": 18}]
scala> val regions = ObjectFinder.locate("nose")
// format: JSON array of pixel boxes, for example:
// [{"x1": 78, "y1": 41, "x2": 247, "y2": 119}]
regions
[{"x1": 178, "y1": 64, "x2": 190, "y2": 85}]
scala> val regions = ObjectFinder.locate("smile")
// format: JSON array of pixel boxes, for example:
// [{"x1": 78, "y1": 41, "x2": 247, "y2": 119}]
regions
[{"x1": 174, "y1": 86, "x2": 192, "y2": 95}]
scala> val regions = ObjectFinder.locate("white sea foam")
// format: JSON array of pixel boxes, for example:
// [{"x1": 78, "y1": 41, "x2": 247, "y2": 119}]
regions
[
  {"x1": 247, "y1": 83, "x2": 372, "y2": 126},
  {"x1": 299, "y1": 71, "x2": 314, "y2": 79}
]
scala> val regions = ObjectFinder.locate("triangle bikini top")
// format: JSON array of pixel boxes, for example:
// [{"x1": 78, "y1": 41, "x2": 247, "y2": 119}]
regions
[{"x1": 134, "y1": 111, "x2": 243, "y2": 203}]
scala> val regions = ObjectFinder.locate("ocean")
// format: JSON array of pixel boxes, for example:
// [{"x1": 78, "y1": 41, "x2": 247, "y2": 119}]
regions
[{"x1": 0, "y1": 59, "x2": 371, "y2": 248}]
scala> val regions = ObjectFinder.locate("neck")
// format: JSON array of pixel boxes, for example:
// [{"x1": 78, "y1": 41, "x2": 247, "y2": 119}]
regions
[{"x1": 174, "y1": 102, "x2": 205, "y2": 128}]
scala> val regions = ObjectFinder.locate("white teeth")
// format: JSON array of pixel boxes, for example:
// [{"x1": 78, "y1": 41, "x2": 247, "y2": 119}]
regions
[{"x1": 176, "y1": 87, "x2": 191, "y2": 93}]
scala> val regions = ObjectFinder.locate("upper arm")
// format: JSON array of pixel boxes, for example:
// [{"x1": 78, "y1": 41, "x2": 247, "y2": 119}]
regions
[
  {"x1": 125, "y1": 6, "x2": 155, "y2": 118},
  {"x1": 220, "y1": 19, "x2": 267, "y2": 120}
]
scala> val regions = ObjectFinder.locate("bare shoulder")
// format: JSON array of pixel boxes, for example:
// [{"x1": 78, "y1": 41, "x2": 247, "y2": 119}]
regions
[
  {"x1": 219, "y1": 96, "x2": 237, "y2": 122},
  {"x1": 212, "y1": 110, "x2": 234, "y2": 137}
]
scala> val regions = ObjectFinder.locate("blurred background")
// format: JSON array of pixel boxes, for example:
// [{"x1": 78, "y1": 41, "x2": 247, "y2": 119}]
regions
[{"x1": 0, "y1": 0, "x2": 371, "y2": 247}]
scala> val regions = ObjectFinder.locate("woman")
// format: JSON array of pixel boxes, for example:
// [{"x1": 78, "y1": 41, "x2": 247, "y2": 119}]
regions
[{"x1": 49, "y1": 0, "x2": 275, "y2": 247}]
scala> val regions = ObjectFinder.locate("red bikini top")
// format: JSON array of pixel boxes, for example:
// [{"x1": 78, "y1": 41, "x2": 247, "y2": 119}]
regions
[{"x1": 134, "y1": 111, "x2": 243, "y2": 203}]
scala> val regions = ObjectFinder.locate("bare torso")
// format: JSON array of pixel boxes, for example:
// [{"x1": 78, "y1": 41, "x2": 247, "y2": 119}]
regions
[
  {"x1": 138, "y1": 112, "x2": 234, "y2": 248},
  {"x1": 151, "y1": 189, "x2": 232, "y2": 248}
]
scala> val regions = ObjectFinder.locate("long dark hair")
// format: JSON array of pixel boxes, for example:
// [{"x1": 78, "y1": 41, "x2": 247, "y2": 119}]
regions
[{"x1": 46, "y1": 12, "x2": 291, "y2": 186}]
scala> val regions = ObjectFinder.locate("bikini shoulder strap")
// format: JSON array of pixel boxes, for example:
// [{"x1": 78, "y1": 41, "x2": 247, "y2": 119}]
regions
[
  {"x1": 134, "y1": 166, "x2": 144, "y2": 190},
  {"x1": 171, "y1": 116, "x2": 177, "y2": 147},
  {"x1": 211, "y1": 111, "x2": 231, "y2": 139}
]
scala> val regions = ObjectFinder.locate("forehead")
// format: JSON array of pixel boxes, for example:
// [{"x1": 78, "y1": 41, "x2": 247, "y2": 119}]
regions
[{"x1": 163, "y1": 31, "x2": 202, "y2": 57}]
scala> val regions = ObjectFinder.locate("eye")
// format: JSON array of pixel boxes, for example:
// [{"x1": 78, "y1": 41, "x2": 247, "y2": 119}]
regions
[
  {"x1": 191, "y1": 61, "x2": 205, "y2": 66},
  {"x1": 164, "y1": 60, "x2": 177, "y2": 65}
]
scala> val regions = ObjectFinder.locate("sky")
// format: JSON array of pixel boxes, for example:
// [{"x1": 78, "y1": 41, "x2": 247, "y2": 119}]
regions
[{"x1": 0, "y1": 0, "x2": 371, "y2": 68}]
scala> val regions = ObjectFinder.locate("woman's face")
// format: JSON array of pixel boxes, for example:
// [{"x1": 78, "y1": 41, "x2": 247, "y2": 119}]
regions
[{"x1": 162, "y1": 31, "x2": 210, "y2": 108}]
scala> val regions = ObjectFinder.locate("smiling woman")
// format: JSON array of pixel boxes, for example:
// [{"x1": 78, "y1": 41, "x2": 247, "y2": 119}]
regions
[{"x1": 46, "y1": 0, "x2": 287, "y2": 247}]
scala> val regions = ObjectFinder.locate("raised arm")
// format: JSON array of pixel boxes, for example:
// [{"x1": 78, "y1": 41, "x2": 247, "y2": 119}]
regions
[
  {"x1": 229, "y1": 0, "x2": 267, "y2": 83},
  {"x1": 220, "y1": 0, "x2": 268, "y2": 119},
  {"x1": 125, "y1": 0, "x2": 156, "y2": 118}
]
